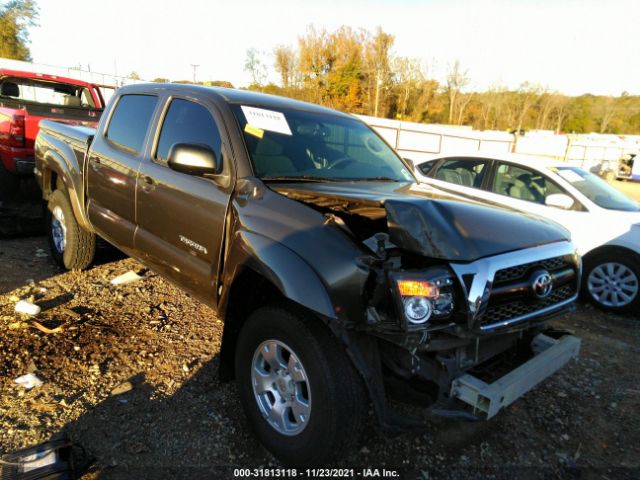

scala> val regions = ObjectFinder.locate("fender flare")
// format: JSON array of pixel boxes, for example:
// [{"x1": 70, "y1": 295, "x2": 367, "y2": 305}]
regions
[
  {"x1": 41, "y1": 149, "x2": 92, "y2": 231},
  {"x1": 220, "y1": 230, "x2": 336, "y2": 320}
]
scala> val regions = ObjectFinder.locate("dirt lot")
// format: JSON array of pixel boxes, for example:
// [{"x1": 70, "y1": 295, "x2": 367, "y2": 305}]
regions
[{"x1": 1, "y1": 181, "x2": 639, "y2": 479}]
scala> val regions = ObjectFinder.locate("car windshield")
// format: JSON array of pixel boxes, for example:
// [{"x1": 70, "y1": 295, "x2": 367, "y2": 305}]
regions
[
  {"x1": 554, "y1": 166, "x2": 640, "y2": 211},
  {"x1": 231, "y1": 104, "x2": 415, "y2": 182}
]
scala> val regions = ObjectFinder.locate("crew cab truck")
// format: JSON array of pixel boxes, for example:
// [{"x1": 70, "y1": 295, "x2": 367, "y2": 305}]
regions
[
  {"x1": 35, "y1": 83, "x2": 581, "y2": 465},
  {"x1": 0, "y1": 69, "x2": 103, "y2": 201}
]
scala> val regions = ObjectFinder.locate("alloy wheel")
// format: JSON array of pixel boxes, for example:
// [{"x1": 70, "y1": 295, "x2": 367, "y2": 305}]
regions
[
  {"x1": 251, "y1": 339, "x2": 312, "y2": 436},
  {"x1": 587, "y1": 262, "x2": 639, "y2": 308}
]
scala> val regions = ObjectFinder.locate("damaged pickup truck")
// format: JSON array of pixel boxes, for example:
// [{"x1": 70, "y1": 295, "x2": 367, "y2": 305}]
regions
[{"x1": 34, "y1": 83, "x2": 581, "y2": 465}]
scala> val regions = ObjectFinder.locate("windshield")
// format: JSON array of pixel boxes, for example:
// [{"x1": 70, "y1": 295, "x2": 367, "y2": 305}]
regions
[
  {"x1": 0, "y1": 77, "x2": 97, "y2": 108},
  {"x1": 232, "y1": 104, "x2": 415, "y2": 182},
  {"x1": 554, "y1": 166, "x2": 640, "y2": 211}
]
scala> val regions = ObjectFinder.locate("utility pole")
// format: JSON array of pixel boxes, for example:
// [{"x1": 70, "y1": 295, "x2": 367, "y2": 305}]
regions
[{"x1": 190, "y1": 64, "x2": 200, "y2": 83}]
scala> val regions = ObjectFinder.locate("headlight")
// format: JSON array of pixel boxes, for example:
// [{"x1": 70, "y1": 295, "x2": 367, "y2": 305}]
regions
[{"x1": 391, "y1": 267, "x2": 456, "y2": 330}]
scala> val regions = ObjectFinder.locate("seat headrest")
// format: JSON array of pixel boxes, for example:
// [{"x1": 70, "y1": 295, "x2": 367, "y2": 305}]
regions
[
  {"x1": 64, "y1": 95, "x2": 82, "y2": 107},
  {"x1": 254, "y1": 137, "x2": 284, "y2": 156},
  {"x1": 1, "y1": 82, "x2": 19, "y2": 97}
]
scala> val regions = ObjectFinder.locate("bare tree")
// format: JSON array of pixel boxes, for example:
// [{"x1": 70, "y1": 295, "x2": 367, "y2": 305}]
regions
[
  {"x1": 244, "y1": 48, "x2": 267, "y2": 86},
  {"x1": 599, "y1": 97, "x2": 617, "y2": 133},
  {"x1": 446, "y1": 60, "x2": 469, "y2": 124},
  {"x1": 514, "y1": 82, "x2": 542, "y2": 132}
]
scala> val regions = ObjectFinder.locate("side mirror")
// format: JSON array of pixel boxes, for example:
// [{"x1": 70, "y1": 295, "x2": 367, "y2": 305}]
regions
[
  {"x1": 545, "y1": 193, "x2": 574, "y2": 210},
  {"x1": 168, "y1": 143, "x2": 219, "y2": 175},
  {"x1": 403, "y1": 158, "x2": 415, "y2": 171}
]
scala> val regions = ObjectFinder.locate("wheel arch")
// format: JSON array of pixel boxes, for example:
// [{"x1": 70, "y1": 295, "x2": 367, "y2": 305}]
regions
[
  {"x1": 582, "y1": 244, "x2": 640, "y2": 268},
  {"x1": 217, "y1": 231, "x2": 338, "y2": 382}
]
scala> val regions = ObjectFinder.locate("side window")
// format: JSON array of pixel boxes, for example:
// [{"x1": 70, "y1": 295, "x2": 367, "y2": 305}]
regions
[
  {"x1": 106, "y1": 95, "x2": 157, "y2": 154},
  {"x1": 492, "y1": 163, "x2": 564, "y2": 204},
  {"x1": 434, "y1": 158, "x2": 488, "y2": 188},
  {"x1": 418, "y1": 160, "x2": 438, "y2": 176},
  {"x1": 156, "y1": 98, "x2": 222, "y2": 163}
]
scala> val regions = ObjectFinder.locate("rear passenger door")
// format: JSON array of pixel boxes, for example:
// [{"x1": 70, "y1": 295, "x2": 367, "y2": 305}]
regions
[
  {"x1": 87, "y1": 94, "x2": 159, "y2": 250},
  {"x1": 134, "y1": 96, "x2": 233, "y2": 304}
]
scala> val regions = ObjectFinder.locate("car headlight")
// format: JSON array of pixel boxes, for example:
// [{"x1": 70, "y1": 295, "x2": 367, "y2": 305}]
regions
[{"x1": 391, "y1": 267, "x2": 456, "y2": 330}]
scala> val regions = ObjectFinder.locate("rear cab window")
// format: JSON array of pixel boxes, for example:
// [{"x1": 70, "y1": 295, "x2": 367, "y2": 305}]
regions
[
  {"x1": 106, "y1": 95, "x2": 158, "y2": 154},
  {"x1": 0, "y1": 77, "x2": 98, "y2": 109}
]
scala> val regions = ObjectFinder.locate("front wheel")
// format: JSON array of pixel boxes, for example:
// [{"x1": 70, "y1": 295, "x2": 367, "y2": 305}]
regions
[
  {"x1": 46, "y1": 189, "x2": 96, "y2": 270},
  {"x1": 235, "y1": 305, "x2": 367, "y2": 466},
  {"x1": 582, "y1": 253, "x2": 640, "y2": 313}
]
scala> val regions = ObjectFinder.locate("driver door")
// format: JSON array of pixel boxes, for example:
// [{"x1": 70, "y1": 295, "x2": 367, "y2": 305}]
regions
[{"x1": 134, "y1": 96, "x2": 233, "y2": 304}]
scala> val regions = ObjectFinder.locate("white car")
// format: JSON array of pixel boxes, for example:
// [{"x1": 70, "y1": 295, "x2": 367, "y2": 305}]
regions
[{"x1": 413, "y1": 152, "x2": 640, "y2": 313}]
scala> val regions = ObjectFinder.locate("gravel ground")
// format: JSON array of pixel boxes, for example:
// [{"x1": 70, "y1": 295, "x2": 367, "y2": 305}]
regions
[{"x1": 1, "y1": 235, "x2": 639, "y2": 480}]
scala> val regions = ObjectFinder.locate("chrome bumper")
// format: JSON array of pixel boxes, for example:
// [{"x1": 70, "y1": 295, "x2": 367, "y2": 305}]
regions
[{"x1": 450, "y1": 333, "x2": 581, "y2": 419}]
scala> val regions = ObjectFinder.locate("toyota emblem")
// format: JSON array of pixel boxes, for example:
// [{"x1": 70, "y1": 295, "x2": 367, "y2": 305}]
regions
[{"x1": 531, "y1": 271, "x2": 553, "y2": 299}]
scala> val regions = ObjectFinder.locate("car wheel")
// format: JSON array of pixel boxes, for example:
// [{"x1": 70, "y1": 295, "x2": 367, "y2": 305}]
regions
[
  {"x1": 46, "y1": 189, "x2": 96, "y2": 270},
  {"x1": 582, "y1": 253, "x2": 640, "y2": 313},
  {"x1": 235, "y1": 305, "x2": 367, "y2": 466}
]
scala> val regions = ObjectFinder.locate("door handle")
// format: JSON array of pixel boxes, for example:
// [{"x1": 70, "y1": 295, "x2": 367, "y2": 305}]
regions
[
  {"x1": 90, "y1": 156, "x2": 101, "y2": 171},
  {"x1": 140, "y1": 175, "x2": 155, "y2": 192}
]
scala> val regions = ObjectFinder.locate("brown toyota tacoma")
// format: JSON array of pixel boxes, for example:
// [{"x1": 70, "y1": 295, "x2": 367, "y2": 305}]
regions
[{"x1": 35, "y1": 83, "x2": 581, "y2": 465}]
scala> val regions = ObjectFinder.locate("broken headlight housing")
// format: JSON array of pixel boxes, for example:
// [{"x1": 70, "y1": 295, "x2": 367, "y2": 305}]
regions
[{"x1": 390, "y1": 267, "x2": 456, "y2": 330}]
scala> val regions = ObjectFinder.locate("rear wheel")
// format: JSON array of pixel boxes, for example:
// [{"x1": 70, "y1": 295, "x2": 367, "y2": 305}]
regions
[
  {"x1": 46, "y1": 189, "x2": 96, "y2": 270},
  {"x1": 235, "y1": 305, "x2": 367, "y2": 466},
  {"x1": 582, "y1": 252, "x2": 640, "y2": 313}
]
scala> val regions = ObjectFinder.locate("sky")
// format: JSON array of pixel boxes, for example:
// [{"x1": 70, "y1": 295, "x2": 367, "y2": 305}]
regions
[{"x1": 27, "y1": 0, "x2": 640, "y2": 96}]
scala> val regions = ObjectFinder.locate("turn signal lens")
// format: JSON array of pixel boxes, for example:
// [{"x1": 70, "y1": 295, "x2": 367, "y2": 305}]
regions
[{"x1": 397, "y1": 280, "x2": 439, "y2": 298}]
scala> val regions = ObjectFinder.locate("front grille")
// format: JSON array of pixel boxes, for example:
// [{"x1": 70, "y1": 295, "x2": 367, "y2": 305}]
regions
[
  {"x1": 493, "y1": 256, "x2": 569, "y2": 284},
  {"x1": 482, "y1": 284, "x2": 574, "y2": 325},
  {"x1": 480, "y1": 255, "x2": 578, "y2": 329}
]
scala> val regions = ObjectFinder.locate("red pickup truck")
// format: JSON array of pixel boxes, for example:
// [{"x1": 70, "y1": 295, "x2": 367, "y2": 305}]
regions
[{"x1": 0, "y1": 69, "x2": 104, "y2": 199}]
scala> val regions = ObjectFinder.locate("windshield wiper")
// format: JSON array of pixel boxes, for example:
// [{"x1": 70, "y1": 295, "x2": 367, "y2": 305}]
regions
[
  {"x1": 350, "y1": 177, "x2": 404, "y2": 182},
  {"x1": 261, "y1": 176, "x2": 342, "y2": 183}
]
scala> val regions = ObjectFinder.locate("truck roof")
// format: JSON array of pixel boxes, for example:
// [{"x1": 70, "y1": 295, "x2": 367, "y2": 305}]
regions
[
  {"x1": 117, "y1": 82, "x2": 355, "y2": 119},
  {"x1": 0, "y1": 69, "x2": 98, "y2": 88}
]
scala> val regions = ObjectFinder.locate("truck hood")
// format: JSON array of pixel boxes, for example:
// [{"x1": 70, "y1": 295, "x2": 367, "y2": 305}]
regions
[{"x1": 271, "y1": 181, "x2": 570, "y2": 262}]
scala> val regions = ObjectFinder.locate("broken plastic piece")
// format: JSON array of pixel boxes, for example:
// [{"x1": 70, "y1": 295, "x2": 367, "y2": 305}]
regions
[
  {"x1": 15, "y1": 300, "x2": 41, "y2": 316},
  {"x1": 14, "y1": 373, "x2": 44, "y2": 390},
  {"x1": 31, "y1": 321, "x2": 63, "y2": 334},
  {"x1": 110, "y1": 271, "x2": 143, "y2": 285},
  {"x1": 111, "y1": 381, "x2": 133, "y2": 395}
]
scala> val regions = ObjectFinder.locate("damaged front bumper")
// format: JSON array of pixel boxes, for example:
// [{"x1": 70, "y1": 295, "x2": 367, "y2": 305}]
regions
[{"x1": 450, "y1": 333, "x2": 581, "y2": 419}]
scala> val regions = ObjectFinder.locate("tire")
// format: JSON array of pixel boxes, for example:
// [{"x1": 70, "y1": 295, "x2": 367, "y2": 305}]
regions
[
  {"x1": 46, "y1": 189, "x2": 96, "y2": 270},
  {"x1": 582, "y1": 252, "x2": 640, "y2": 314},
  {"x1": 235, "y1": 305, "x2": 367, "y2": 466}
]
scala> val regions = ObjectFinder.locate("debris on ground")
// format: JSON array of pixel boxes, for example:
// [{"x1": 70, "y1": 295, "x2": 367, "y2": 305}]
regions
[
  {"x1": 110, "y1": 381, "x2": 133, "y2": 396},
  {"x1": 14, "y1": 373, "x2": 44, "y2": 390},
  {"x1": 14, "y1": 300, "x2": 41, "y2": 316},
  {"x1": 110, "y1": 270, "x2": 144, "y2": 286}
]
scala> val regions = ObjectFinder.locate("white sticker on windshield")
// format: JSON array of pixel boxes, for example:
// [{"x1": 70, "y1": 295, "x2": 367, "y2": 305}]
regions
[
  {"x1": 556, "y1": 169, "x2": 584, "y2": 183},
  {"x1": 241, "y1": 106, "x2": 292, "y2": 136}
]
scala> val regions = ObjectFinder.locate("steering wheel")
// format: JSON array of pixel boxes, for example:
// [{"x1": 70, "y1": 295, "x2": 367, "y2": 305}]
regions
[
  {"x1": 364, "y1": 136, "x2": 385, "y2": 156},
  {"x1": 327, "y1": 156, "x2": 356, "y2": 170}
]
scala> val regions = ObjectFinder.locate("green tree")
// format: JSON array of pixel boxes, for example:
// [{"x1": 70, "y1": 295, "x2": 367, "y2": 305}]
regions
[{"x1": 0, "y1": 0, "x2": 38, "y2": 61}]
